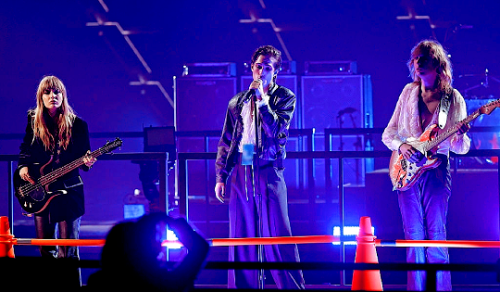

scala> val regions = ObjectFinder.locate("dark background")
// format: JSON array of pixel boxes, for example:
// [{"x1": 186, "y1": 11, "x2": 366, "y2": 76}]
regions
[{"x1": 1, "y1": 0, "x2": 499, "y2": 288}]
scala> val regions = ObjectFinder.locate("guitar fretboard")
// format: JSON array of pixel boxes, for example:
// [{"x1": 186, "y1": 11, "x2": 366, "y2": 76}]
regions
[
  {"x1": 37, "y1": 147, "x2": 107, "y2": 187},
  {"x1": 422, "y1": 99, "x2": 500, "y2": 152}
]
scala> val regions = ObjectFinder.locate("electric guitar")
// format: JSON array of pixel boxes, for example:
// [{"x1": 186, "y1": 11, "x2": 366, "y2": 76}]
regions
[
  {"x1": 14, "y1": 138, "x2": 122, "y2": 214},
  {"x1": 389, "y1": 99, "x2": 500, "y2": 191}
]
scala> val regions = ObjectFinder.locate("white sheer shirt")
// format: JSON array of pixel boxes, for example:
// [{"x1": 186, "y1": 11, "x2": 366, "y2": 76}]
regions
[
  {"x1": 382, "y1": 83, "x2": 470, "y2": 157},
  {"x1": 238, "y1": 95, "x2": 269, "y2": 153}
]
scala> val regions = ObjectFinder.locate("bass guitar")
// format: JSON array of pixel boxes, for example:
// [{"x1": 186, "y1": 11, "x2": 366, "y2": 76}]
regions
[
  {"x1": 14, "y1": 138, "x2": 122, "y2": 214},
  {"x1": 389, "y1": 99, "x2": 500, "y2": 191}
]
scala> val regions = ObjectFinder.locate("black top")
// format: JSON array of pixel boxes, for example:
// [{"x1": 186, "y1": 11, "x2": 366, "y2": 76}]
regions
[{"x1": 18, "y1": 111, "x2": 91, "y2": 222}]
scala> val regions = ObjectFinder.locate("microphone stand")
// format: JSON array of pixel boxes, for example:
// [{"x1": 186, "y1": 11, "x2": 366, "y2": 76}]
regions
[
  {"x1": 349, "y1": 113, "x2": 362, "y2": 185},
  {"x1": 251, "y1": 95, "x2": 265, "y2": 289},
  {"x1": 462, "y1": 68, "x2": 500, "y2": 97},
  {"x1": 337, "y1": 114, "x2": 345, "y2": 151}
]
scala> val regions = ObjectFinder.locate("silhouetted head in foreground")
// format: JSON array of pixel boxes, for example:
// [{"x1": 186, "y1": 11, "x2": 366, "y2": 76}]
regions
[{"x1": 88, "y1": 213, "x2": 209, "y2": 292}]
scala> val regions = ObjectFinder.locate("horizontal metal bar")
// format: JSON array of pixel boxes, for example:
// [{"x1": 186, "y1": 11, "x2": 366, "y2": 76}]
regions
[
  {"x1": 0, "y1": 152, "x2": 168, "y2": 162},
  {"x1": 1, "y1": 126, "x2": 498, "y2": 141},
  {"x1": 0, "y1": 258, "x2": 499, "y2": 273},
  {"x1": 177, "y1": 150, "x2": 500, "y2": 161}
]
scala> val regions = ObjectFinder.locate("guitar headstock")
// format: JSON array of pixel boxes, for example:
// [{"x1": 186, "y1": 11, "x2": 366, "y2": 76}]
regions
[
  {"x1": 103, "y1": 137, "x2": 123, "y2": 153},
  {"x1": 479, "y1": 99, "x2": 500, "y2": 115}
]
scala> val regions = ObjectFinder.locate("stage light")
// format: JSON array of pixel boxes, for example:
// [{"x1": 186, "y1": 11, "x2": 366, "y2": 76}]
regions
[
  {"x1": 332, "y1": 226, "x2": 375, "y2": 245},
  {"x1": 164, "y1": 229, "x2": 182, "y2": 249}
]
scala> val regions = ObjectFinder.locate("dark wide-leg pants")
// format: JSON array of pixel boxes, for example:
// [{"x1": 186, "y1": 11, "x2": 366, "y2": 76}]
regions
[
  {"x1": 228, "y1": 160, "x2": 305, "y2": 289},
  {"x1": 398, "y1": 157, "x2": 452, "y2": 291}
]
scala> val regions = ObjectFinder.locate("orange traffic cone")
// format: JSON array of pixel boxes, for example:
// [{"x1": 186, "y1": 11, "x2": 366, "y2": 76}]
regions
[
  {"x1": 0, "y1": 216, "x2": 15, "y2": 258},
  {"x1": 351, "y1": 216, "x2": 382, "y2": 291}
]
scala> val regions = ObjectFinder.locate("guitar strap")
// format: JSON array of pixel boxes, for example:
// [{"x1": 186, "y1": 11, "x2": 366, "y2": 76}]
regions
[{"x1": 438, "y1": 90, "x2": 452, "y2": 129}]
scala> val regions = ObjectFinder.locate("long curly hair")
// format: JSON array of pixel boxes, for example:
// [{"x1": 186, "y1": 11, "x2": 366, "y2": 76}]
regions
[
  {"x1": 32, "y1": 76, "x2": 75, "y2": 151},
  {"x1": 408, "y1": 39, "x2": 453, "y2": 94}
]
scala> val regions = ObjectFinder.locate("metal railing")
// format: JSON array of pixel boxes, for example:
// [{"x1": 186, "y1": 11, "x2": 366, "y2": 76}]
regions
[
  {"x1": 2, "y1": 129, "x2": 500, "y2": 289},
  {"x1": 2, "y1": 257, "x2": 500, "y2": 291},
  {"x1": 177, "y1": 148, "x2": 500, "y2": 228},
  {"x1": 177, "y1": 148, "x2": 500, "y2": 288},
  {"x1": 0, "y1": 152, "x2": 169, "y2": 234}
]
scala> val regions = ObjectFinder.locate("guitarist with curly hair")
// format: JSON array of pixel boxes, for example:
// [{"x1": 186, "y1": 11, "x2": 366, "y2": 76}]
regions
[{"x1": 382, "y1": 40, "x2": 471, "y2": 291}]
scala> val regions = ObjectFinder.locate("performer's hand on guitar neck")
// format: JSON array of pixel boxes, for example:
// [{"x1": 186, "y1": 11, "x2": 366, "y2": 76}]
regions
[
  {"x1": 19, "y1": 166, "x2": 35, "y2": 185},
  {"x1": 83, "y1": 150, "x2": 97, "y2": 168},
  {"x1": 458, "y1": 123, "x2": 471, "y2": 135},
  {"x1": 399, "y1": 143, "x2": 424, "y2": 163}
]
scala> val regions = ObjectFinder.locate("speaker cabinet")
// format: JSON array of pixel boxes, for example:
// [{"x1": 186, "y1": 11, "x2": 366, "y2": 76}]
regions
[
  {"x1": 241, "y1": 75, "x2": 300, "y2": 129},
  {"x1": 174, "y1": 77, "x2": 237, "y2": 132},
  {"x1": 174, "y1": 77, "x2": 236, "y2": 201},
  {"x1": 301, "y1": 75, "x2": 373, "y2": 190},
  {"x1": 301, "y1": 75, "x2": 372, "y2": 132}
]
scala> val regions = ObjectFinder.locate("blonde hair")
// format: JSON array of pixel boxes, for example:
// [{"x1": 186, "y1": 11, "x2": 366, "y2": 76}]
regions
[
  {"x1": 32, "y1": 76, "x2": 75, "y2": 151},
  {"x1": 408, "y1": 39, "x2": 453, "y2": 94}
]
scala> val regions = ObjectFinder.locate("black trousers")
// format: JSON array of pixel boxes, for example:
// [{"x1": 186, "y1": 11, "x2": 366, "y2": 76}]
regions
[{"x1": 227, "y1": 158, "x2": 305, "y2": 289}]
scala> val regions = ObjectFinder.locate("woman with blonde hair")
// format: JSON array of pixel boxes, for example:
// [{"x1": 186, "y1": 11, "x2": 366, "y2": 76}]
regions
[
  {"x1": 382, "y1": 40, "x2": 470, "y2": 291},
  {"x1": 18, "y1": 75, "x2": 96, "y2": 287}
]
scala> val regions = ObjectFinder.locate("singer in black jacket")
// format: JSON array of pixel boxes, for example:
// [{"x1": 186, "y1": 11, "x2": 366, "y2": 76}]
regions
[{"x1": 215, "y1": 45, "x2": 305, "y2": 289}]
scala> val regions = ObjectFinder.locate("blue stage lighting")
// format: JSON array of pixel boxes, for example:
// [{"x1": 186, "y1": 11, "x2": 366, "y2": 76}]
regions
[
  {"x1": 332, "y1": 226, "x2": 375, "y2": 245},
  {"x1": 165, "y1": 229, "x2": 182, "y2": 249}
]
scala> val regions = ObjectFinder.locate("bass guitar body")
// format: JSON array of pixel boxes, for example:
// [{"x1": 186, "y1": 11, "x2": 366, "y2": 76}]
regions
[
  {"x1": 14, "y1": 138, "x2": 123, "y2": 215},
  {"x1": 14, "y1": 158, "x2": 63, "y2": 214}
]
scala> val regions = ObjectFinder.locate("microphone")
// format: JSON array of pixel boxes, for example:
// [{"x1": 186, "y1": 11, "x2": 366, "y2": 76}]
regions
[
  {"x1": 244, "y1": 79, "x2": 261, "y2": 102},
  {"x1": 243, "y1": 89, "x2": 255, "y2": 103},
  {"x1": 337, "y1": 107, "x2": 357, "y2": 117}
]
